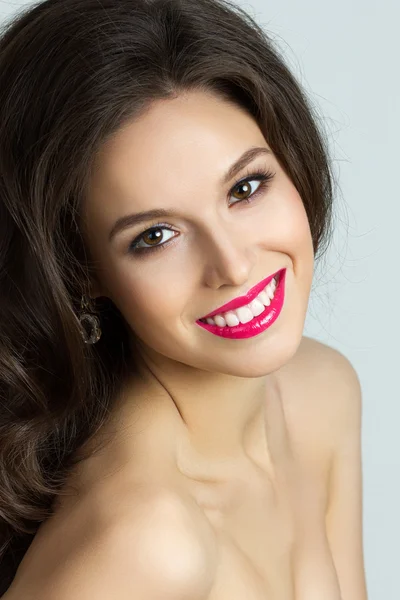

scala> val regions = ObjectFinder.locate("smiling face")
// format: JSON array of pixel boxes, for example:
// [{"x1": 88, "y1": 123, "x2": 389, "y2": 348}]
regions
[{"x1": 82, "y1": 89, "x2": 315, "y2": 378}]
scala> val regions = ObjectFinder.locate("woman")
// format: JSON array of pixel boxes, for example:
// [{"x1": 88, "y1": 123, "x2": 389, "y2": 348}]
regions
[{"x1": 0, "y1": 0, "x2": 368, "y2": 598}]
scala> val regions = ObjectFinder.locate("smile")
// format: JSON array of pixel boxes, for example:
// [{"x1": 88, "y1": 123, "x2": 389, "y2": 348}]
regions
[{"x1": 196, "y1": 268, "x2": 286, "y2": 340}]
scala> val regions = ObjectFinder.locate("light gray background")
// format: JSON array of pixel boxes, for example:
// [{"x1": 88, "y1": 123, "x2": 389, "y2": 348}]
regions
[
  {"x1": 242, "y1": 2, "x2": 398, "y2": 599},
  {"x1": 1, "y1": 1, "x2": 398, "y2": 598}
]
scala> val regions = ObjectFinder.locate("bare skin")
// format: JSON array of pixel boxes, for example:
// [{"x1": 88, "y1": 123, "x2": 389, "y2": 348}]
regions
[
  {"x1": 3, "y1": 90, "x2": 367, "y2": 598},
  {"x1": 4, "y1": 337, "x2": 367, "y2": 599}
]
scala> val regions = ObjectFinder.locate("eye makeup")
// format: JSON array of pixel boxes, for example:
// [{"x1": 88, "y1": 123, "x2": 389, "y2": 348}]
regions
[{"x1": 127, "y1": 166, "x2": 276, "y2": 256}]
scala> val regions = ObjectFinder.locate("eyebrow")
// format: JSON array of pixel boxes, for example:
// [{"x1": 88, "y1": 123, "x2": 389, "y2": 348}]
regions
[{"x1": 108, "y1": 146, "x2": 271, "y2": 242}]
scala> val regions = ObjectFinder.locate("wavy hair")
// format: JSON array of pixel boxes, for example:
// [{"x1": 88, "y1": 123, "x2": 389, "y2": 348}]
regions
[{"x1": 0, "y1": 0, "x2": 335, "y2": 592}]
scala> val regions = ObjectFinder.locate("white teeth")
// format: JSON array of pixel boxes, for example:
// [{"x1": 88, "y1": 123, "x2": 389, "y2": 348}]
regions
[
  {"x1": 266, "y1": 285, "x2": 275, "y2": 300},
  {"x1": 248, "y1": 297, "x2": 265, "y2": 317},
  {"x1": 224, "y1": 311, "x2": 240, "y2": 327},
  {"x1": 214, "y1": 314, "x2": 227, "y2": 327},
  {"x1": 235, "y1": 306, "x2": 254, "y2": 324},
  {"x1": 258, "y1": 290, "x2": 271, "y2": 306},
  {"x1": 201, "y1": 275, "x2": 279, "y2": 327}
]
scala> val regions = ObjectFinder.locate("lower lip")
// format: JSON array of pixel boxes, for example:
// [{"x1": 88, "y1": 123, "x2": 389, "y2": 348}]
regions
[{"x1": 196, "y1": 269, "x2": 286, "y2": 339}]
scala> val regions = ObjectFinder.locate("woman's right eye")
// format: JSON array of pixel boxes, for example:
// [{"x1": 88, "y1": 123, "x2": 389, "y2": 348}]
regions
[
  {"x1": 128, "y1": 168, "x2": 275, "y2": 257},
  {"x1": 128, "y1": 223, "x2": 177, "y2": 255}
]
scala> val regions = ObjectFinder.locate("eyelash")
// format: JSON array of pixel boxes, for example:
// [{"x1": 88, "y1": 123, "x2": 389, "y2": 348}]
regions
[{"x1": 128, "y1": 167, "x2": 276, "y2": 256}]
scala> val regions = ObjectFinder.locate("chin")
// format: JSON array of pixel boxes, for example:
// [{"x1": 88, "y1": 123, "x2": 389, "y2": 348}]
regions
[{"x1": 181, "y1": 324, "x2": 304, "y2": 379}]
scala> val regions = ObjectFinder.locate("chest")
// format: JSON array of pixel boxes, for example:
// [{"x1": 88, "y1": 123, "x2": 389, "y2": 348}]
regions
[{"x1": 185, "y1": 458, "x2": 342, "y2": 600}]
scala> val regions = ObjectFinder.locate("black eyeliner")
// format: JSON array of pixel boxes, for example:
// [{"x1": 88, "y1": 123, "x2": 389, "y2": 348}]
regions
[{"x1": 128, "y1": 167, "x2": 276, "y2": 256}]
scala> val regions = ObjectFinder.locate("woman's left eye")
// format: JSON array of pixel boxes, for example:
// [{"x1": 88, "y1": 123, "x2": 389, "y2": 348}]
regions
[
  {"x1": 229, "y1": 168, "x2": 275, "y2": 205},
  {"x1": 127, "y1": 167, "x2": 276, "y2": 256}
]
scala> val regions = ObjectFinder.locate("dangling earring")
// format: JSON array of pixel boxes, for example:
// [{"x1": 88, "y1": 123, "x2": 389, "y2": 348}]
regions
[{"x1": 79, "y1": 294, "x2": 102, "y2": 344}]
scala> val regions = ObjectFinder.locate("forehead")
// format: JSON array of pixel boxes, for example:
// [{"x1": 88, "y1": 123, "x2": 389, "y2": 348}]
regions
[
  {"x1": 84, "y1": 90, "x2": 270, "y2": 226},
  {"x1": 93, "y1": 91, "x2": 266, "y2": 179}
]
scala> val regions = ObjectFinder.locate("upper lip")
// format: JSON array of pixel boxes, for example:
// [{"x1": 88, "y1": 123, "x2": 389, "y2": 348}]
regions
[{"x1": 199, "y1": 268, "x2": 285, "y2": 320}]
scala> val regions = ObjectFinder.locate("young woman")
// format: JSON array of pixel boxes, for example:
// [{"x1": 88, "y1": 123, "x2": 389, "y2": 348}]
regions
[{"x1": 0, "y1": 0, "x2": 367, "y2": 598}]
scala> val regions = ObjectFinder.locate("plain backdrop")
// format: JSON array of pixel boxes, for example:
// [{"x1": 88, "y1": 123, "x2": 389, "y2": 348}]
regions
[
  {"x1": 243, "y1": 2, "x2": 399, "y2": 598},
  {"x1": 1, "y1": 1, "x2": 399, "y2": 599}
]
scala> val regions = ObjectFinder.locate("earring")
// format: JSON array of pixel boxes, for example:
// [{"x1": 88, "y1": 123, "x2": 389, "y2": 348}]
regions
[{"x1": 79, "y1": 294, "x2": 102, "y2": 344}]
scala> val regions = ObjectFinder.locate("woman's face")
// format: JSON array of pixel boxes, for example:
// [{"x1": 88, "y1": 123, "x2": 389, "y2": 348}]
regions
[{"x1": 83, "y1": 89, "x2": 314, "y2": 377}]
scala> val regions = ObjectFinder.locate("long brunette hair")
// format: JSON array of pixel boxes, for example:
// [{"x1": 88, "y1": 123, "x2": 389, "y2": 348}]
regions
[{"x1": 0, "y1": 0, "x2": 335, "y2": 592}]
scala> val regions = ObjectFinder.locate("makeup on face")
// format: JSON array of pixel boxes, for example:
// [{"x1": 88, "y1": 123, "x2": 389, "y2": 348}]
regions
[{"x1": 196, "y1": 268, "x2": 286, "y2": 339}]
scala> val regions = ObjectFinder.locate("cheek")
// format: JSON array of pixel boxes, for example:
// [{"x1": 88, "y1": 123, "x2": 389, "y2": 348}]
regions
[
  {"x1": 257, "y1": 185, "x2": 313, "y2": 251},
  {"x1": 272, "y1": 184, "x2": 311, "y2": 238},
  {"x1": 92, "y1": 184, "x2": 313, "y2": 337},
  {"x1": 260, "y1": 186, "x2": 314, "y2": 282},
  {"x1": 103, "y1": 263, "x2": 187, "y2": 332},
  {"x1": 286, "y1": 193, "x2": 315, "y2": 288}
]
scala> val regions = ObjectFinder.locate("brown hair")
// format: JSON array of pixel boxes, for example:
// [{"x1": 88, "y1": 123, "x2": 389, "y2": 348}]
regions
[{"x1": 0, "y1": 0, "x2": 335, "y2": 591}]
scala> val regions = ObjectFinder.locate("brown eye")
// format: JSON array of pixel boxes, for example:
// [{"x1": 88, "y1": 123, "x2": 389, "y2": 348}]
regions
[
  {"x1": 128, "y1": 169, "x2": 275, "y2": 257},
  {"x1": 129, "y1": 224, "x2": 176, "y2": 253},
  {"x1": 228, "y1": 168, "x2": 275, "y2": 206},
  {"x1": 142, "y1": 228, "x2": 164, "y2": 246},
  {"x1": 232, "y1": 180, "x2": 255, "y2": 201},
  {"x1": 230, "y1": 177, "x2": 265, "y2": 204}
]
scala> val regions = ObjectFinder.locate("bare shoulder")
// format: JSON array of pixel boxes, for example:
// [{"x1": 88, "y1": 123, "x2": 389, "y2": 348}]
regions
[
  {"x1": 12, "y1": 488, "x2": 214, "y2": 600},
  {"x1": 299, "y1": 335, "x2": 362, "y2": 429},
  {"x1": 288, "y1": 339, "x2": 367, "y2": 598},
  {"x1": 277, "y1": 335, "x2": 362, "y2": 466}
]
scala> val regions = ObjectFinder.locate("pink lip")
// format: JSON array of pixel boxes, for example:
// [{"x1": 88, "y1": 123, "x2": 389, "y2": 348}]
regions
[
  {"x1": 199, "y1": 268, "x2": 285, "y2": 320},
  {"x1": 196, "y1": 268, "x2": 286, "y2": 340}
]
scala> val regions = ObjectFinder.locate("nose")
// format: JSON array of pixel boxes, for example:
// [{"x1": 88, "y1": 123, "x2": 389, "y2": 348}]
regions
[{"x1": 201, "y1": 225, "x2": 256, "y2": 290}]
